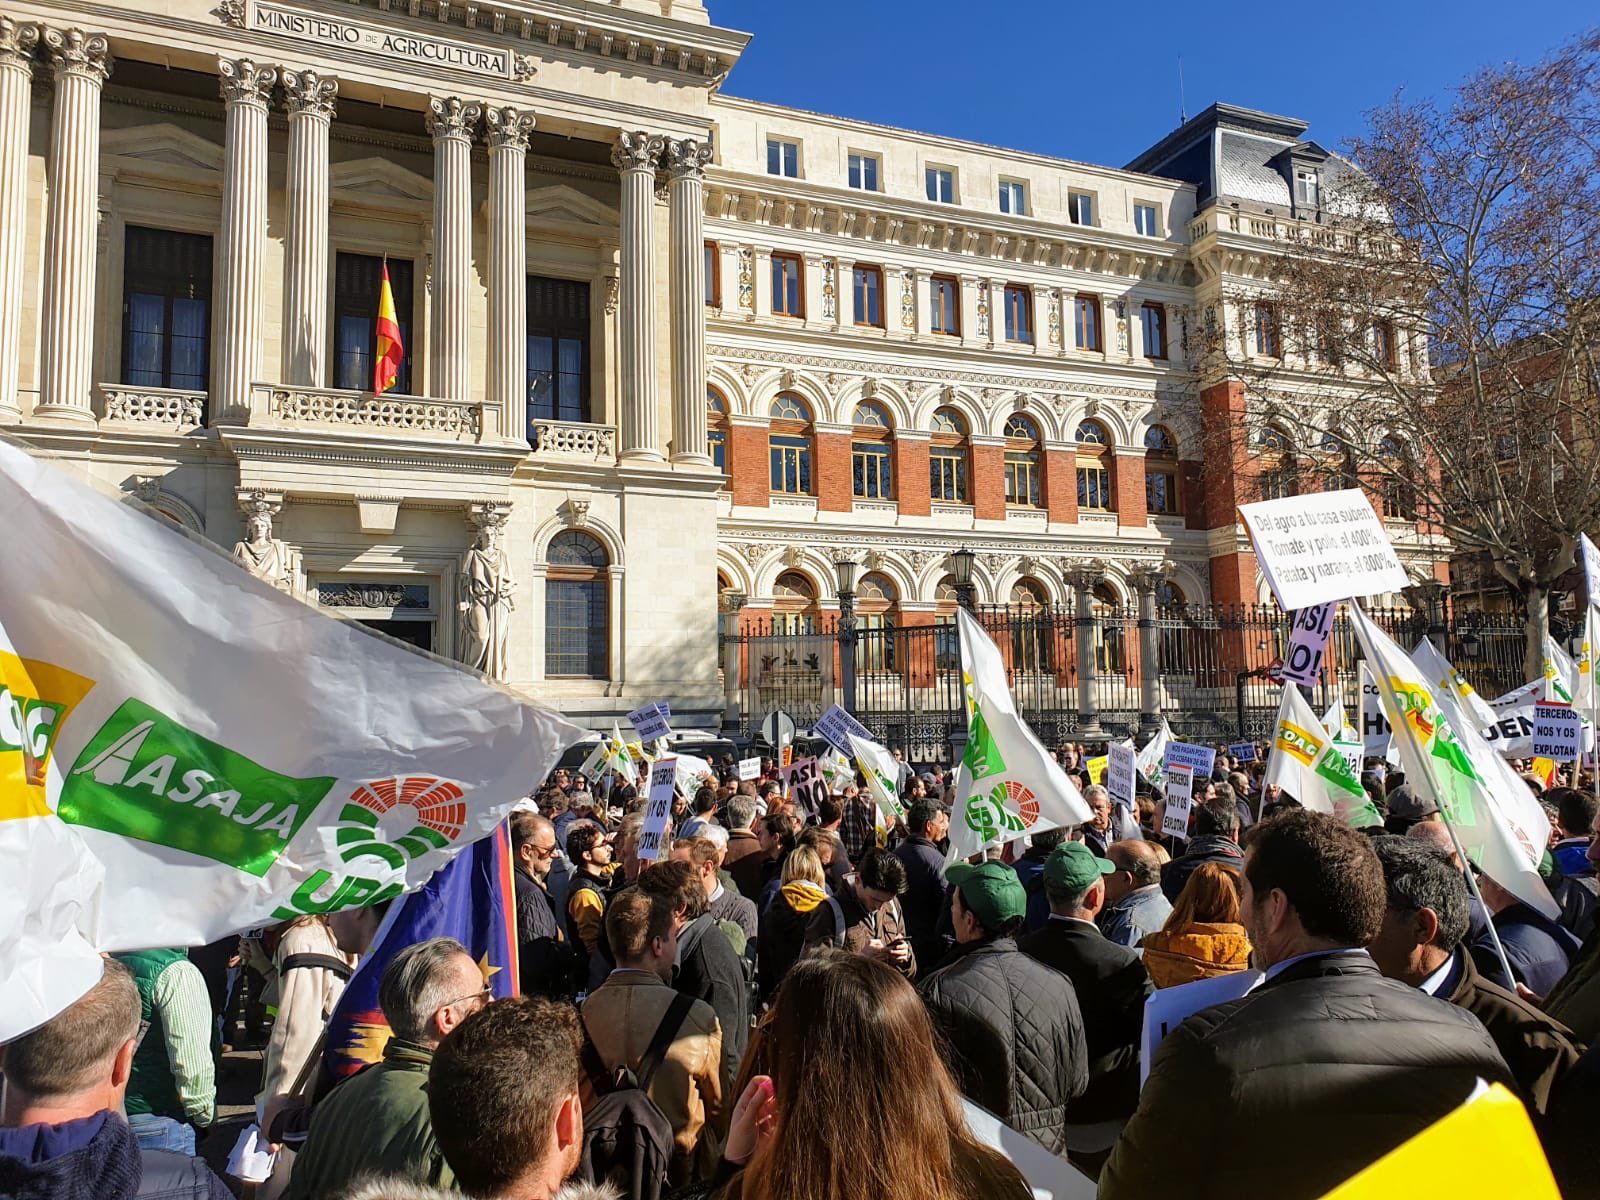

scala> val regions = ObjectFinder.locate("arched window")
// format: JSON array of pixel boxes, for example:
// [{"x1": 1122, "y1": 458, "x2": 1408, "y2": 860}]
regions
[
  {"x1": 1144, "y1": 424, "x2": 1180, "y2": 515},
  {"x1": 769, "y1": 393, "x2": 813, "y2": 495},
  {"x1": 545, "y1": 531, "x2": 608, "y2": 679},
  {"x1": 773, "y1": 569, "x2": 819, "y2": 635},
  {"x1": 707, "y1": 386, "x2": 728, "y2": 472},
  {"x1": 1010, "y1": 577, "x2": 1053, "y2": 672},
  {"x1": 856, "y1": 572, "x2": 898, "y2": 671},
  {"x1": 851, "y1": 401, "x2": 894, "y2": 500},
  {"x1": 1318, "y1": 431, "x2": 1356, "y2": 493},
  {"x1": 1092, "y1": 582, "x2": 1127, "y2": 674},
  {"x1": 1156, "y1": 578, "x2": 1188, "y2": 669},
  {"x1": 1076, "y1": 418, "x2": 1113, "y2": 512},
  {"x1": 1258, "y1": 426, "x2": 1298, "y2": 500},
  {"x1": 1004, "y1": 414, "x2": 1041, "y2": 507},
  {"x1": 933, "y1": 574, "x2": 961, "y2": 671},
  {"x1": 1377, "y1": 435, "x2": 1416, "y2": 520},
  {"x1": 930, "y1": 407, "x2": 969, "y2": 503}
]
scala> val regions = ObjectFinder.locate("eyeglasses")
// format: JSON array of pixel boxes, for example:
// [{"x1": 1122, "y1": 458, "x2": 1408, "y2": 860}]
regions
[
  {"x1": 438, "y1": 986, "x2": 492, "y2": 1014},
  {"x1": 529, "y1": 841, "x2": 558, "y2": 860}
]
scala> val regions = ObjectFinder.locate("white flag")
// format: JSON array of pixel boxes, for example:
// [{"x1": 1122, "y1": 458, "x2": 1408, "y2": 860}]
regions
[
  {"x1": 1137, "y1": 717, "x2": 1174, "y2": 788},
  {"x1": 1411, "y1": 637, "x2": 1497, "y2": 728},
  {"x1": 1266, "y1": 687, "x2": 1381, "y2": 828},
  {"x1": 1543, "y1": 633, "x2": 1577, "y2": 704},
  {"x1": 847, "y1": 732, "x2": 905, "y2": 840},
  {"x1": 1350, "y1": 603, "x2": 1557, "y2": 919},
  {"x1": 0, "y1": 442, "x2": 582, "y2": 1041},
  {"x1": 949, "y1": 609, "x2": 1091, "y2": 861},
  {"x1": 1575, "y1": 604, "x2": 1600, "y2": 717}
]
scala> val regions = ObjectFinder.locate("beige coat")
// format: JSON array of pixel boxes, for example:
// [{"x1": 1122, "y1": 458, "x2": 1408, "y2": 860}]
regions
[{"x1": 256, "y1": 916, "x2": 357, "y2": 1118}]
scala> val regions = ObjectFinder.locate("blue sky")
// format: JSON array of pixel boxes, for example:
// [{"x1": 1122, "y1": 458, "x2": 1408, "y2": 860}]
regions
[{"x1": 711, "y1": 2, "x2": 1593, "y2": 169}]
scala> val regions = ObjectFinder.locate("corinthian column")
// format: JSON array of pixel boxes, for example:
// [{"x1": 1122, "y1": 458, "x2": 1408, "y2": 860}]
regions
[
  {"x1": 665, "y1": 136, "x2": 712, "y2": 465},
  {"x1": 484, "y1": 105, "x2": 534, "y2": 440},
  {"x1": 612, "y1": 130, "x2": 665, "y2": 461},
  {"x1": 212, "y1": 57, "x2": 275, "y2": 424},
  {"x1": 427, "y1": 97, "x2": 480, "y2": 401},
  {"x1": 281, "y1": 69, "x2": 337, "y2": 387},
  {"x1": 35, "y1": 28, "x2": 110, "y2": 424},
  {"x1": 0, "y1": 18, "x2": 39, "y2": 423}
]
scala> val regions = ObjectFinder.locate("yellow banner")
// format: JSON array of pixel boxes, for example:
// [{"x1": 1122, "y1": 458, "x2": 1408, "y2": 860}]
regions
[{"x1": 1, "y1": 652, "x2": 95, "y2": 821}]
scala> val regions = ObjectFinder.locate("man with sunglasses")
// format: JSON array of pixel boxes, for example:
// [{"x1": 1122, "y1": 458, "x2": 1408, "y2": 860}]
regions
[{"x1": 512, "y1": 811, "x2": 578, "y2": 997}]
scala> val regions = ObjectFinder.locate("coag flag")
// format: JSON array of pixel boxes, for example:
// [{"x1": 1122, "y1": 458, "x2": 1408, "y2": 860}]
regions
[
  {"x1": 1350, "y1": 603, "x2": 1557, "y2": 919},
  {"x1": 847, "y1": 732, "x2": 906, "y2": 840},
  {"x1": 0, "y1": 442, "x2": 581, "y2": 1041},
  {"x1": 949, "y1": 609, "x2": 1091, "y2": 862},
  {"x1": 1266, "y1": 686, "x2": 1381, "y2": 828},
  {"x1": 1543, "y1": 633, "x2": 1577, "y2": 704},
  {"x1": 373, "y1": 261, "x2": 404, "y2": 395},
  {"x1": 1137, "y1": 717, "x2": 1174, "y2": 788},
  {"x1": 1412, "y1": 638, "x2": 1497, "y2": 728},
  {"x1": 323, "y1": 822, "x2": 518, "y2": 1082},
  {"x1": 1574, "y1": 603, "x2": 1600, "y2": 719}
]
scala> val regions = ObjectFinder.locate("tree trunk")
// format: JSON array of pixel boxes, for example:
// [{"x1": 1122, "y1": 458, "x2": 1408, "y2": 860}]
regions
[{"x1": 1524, "y1": 586, "x2": 1550, "y2": 683}]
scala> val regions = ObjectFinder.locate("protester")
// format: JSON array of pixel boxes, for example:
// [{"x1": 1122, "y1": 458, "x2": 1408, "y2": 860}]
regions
[
  {"x1": 918, "y1": 861, "x2": 1088, "y2": 1156},
  {"x1": 1545, "y1": 802, "x2": 1600, "y2": 1041},
  {"x1": 1159, "y1": 791, "x2": 1243, "y2": 901},
  {"x1": 680, "y1": 787, "x2": 719, "y2": 841},
  {"x1": 729, "y1": 811, "x2": 796, "y2": 903},
  {"x1": 258, "y1": 913, "x2": 358, "y2": 1135},
  {"x1": 1139, "y1": 862, "x2": 1252, "y2": 988},
  {"x1": 1099, "y1": 839, "x2": 1173, "y2": 949},
  {"x1": 892, "y1": 798, "x2": 952, "y2": 973},
  {"x1": 0, "y1": 959, "x2": 231, "y2": 1199},
  {"x1": 1100, "y1": 810, "x2": 1513, "y2": 1200},
  {"x1": 803, "y1": 847, "x2": 914, "y2": 978},
  {"x1": 793, "y1": 825, "x2": 850, "y2": 898},
  {"x1": 566, "y1": 821, "x2": 616, "y2": 991},
  {"x1": 1476, "y1": 869, "x2": 1583, "y2": 996},
  {"x1": 1080, "y1": 786, "x2": 1113, "y2": 857},
  {"x1": 1402, "y1": 819, "x2": 1510, "y2": 985},
  {"x1": 1544, "y1": 786, "x2": 1598, "y2": 940},
  {"x1": 579, "y1": 886, "x2": 723, "y2": 1184},
  {"x1": 112, "y1": 948, "x2": 216, "y2": 1153},
  {"x1": 721, "y1": 796, "x2": 762, "y2": 876},
  {"x1": 755, "y1": 845, "x2": 829, "y2": 1007},
  {"x1": 285, "y1": 938, "x2": 490, "y2": 1197},
  {"x1": 512, "y1": 812, "x2": 577, "y2": 998},
  {"x1": 1010, "y1": 827, "x2": 1067, "y2": 932},
  {"x1": 671, "y1": 835, "x2": 758, "y2": 949},
  {"x1": 837, "y1": 783, "x2": 878, "y2": 864}
]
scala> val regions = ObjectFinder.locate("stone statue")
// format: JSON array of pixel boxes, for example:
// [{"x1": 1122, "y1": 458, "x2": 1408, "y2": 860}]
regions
[
  {"x1": 458, "y1": 507, "x2": 514, "y2": 680},
  {"x1": 232, "y1": 493, "x2": 295, "y2": 593}
]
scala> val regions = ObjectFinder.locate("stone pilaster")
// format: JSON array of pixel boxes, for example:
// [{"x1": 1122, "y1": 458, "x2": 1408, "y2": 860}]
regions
[
  {"x1": 36, "y1": 27, "x2": 110, "y2": 424},
  {"x1": 0, "y1": 18, "x2": 39, "y2": 422},
  {"x1": 665, "y1": 136, "x2": 712, "y2": 464},
  {"x1": 212, "y1": 57, "x2": 275, "y2": 423},
  {"x1": 484, "y1": 105, "x2": 534, "y2": 440},
  {"x1": 427, "y1": 96, "x2": 480, "y2": 401},
  {"x1": 281, "y1": 69, "x2": 336, "y2": 387},
  {"x1": 612, "y1": 129, "x2": 665, "y2": 461},
  {"x1": 1130, "y1": 562, "x2": 1174, "y2": 734}
]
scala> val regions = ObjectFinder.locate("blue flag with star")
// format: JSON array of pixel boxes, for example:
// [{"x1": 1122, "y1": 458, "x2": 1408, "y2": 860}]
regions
[{"x1": 321, "y1": 822, "x2": 519, "y2": 1082}]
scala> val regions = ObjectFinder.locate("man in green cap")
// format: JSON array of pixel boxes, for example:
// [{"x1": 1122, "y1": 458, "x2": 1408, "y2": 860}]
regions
[
  {"x1": 918, "y1": 858, "x2": 1088, "y2": 1157},
  {"x1": 1018, "y1": 843, "x2": 1153, "y2": 1169}
]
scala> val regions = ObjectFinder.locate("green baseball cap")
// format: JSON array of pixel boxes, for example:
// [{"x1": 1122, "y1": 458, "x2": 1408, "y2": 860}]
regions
[
  {"x1": 1043, "y1": 842, "x2": 1116, "y2": 892},
  {"x1": 945, "y1": 860, "x2": 1028, "y2": 930}
]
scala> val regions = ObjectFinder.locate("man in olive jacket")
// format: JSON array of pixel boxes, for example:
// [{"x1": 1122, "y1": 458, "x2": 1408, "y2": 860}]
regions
[
  {"x1": 285, "y1": 939, "x2": 491, "y2": 1200},
  {"x1": 1101, "y1": 812, "x2": 1513, "y2": 1200}
]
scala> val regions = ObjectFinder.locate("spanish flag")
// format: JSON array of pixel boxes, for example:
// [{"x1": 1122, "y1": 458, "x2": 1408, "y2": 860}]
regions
[{"x1": 373, "y1": 261, "x2": 403, "y2": 395}]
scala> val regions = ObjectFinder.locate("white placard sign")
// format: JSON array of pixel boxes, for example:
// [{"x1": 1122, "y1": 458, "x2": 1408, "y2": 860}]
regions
[
  {"x1": 1583, "y1": 533, "x2": 1600, "y2": 604},
  {"x1": 1533, "y1": 702, "x2": 1583, "y2": 761},
  {"x1": 627, "y1": 702, "x2": 672, "y2": 744},
  {"x1": 636, "y1": 757, "x2": 678, "y2": 864},
  {"x1": 253, "y1": 2, "x2": 522, "y2": 77},
  {"x1": 1164, "y1": 741, "x2": 1216, "y2": 780},
  {"x1": 1228, "y1": 741, "x2": 1258, "y2": 763},
  {"x1": 780, "y1": 756, "x2": 828, "y2": 815},
  {"x1": 1239, "y1": 489, "x2": 1408, "y2": 613},
  {"x1": 812, "y1": 703, "x2": 874, "y2": 758},
  {"x1": 1282, "y1": 602, "x2": 1337, "y2": 687},
  {"x1": 1162, "y1": 765, "x2": 1195, "y2": 841},
  {"x1": 1360, "y1": 666, "x2": 1394, "y2": 757},
  {"x1": 1480, "y1": 679, "x2": 1543, "y2": 758},
  {"x1": 737, "y1": 757, "x2": 762, "y2": 781},
  {"x1": 1106, "y1": 741, "x2": 1138, "y2": 811}
]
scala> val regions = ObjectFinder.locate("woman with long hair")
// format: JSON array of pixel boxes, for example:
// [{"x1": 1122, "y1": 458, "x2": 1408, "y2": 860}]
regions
[
  {"x1": 698, "y1": 949, "x2": 1030, "y2": 1200},
  {"x1": 1139, "y1": 861, "x2": 1252, "y2": 988}
]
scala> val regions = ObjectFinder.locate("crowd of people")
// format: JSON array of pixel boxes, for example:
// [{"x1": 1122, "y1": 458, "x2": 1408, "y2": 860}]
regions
[{"x1": 5, "y1": 737, "x2": 1600, "y2": 1199}]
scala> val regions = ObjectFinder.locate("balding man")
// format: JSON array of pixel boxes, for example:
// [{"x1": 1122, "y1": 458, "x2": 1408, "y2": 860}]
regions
[
  {"x1": 511, "y1": 810, "x2": 576, "y2": 997},
  {"x1": 1100, "y1": 839, "x2": 1173, "y2": 949}
]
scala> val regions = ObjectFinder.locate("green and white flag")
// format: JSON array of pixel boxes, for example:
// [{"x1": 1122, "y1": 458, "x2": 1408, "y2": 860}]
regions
[
  {"x1": 949, "y1": 608, "x2": 1090, "y2": 862},
  {"x1": 1574, "y1": 604, "x2": 1600, "y2": 718},
  {"x1": 847, "y1": 732, "x2": 905, "y2": 842},
  {"x1": 1267, "y1": 686, "x2": 1381, "y2": 828},
  {"x1": 0, "y1": 442, "x2": 583, "y2": 1041},
  {"x1": 1411, "y1": 637, "x2": 1498, "y2": 728},
  {"x1": 1137, "y1": 717, "x2": 1174, "y2": 788},
  {"x1": 1543, "y1": 634, "x2": 1577, "y2": 704},
  {"x1": 1351, "y1": 603, "x2": 1557, "y2": 919}
]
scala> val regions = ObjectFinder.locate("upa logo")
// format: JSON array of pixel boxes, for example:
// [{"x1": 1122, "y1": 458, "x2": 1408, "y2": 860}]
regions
[
  {"x1": 335, "y1": 774, "x2": 468, "y2": 869},
  {"x1": 965, "y1": 779, "x2": 1039, "y2": 842},
  {"x1": 0, "y1": 653, "x2": 95, "y2": 819}
]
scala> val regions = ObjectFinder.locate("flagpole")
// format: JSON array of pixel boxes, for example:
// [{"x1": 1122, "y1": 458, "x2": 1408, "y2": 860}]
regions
[{"x1": 1435, "y1": 809, "x2": 1518, "y2": 988}]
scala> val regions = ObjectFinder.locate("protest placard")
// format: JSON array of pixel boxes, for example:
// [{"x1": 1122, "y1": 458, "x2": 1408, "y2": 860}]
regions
[
  {"x1": 1086, "y1": 755, "x2": 1108, "y2": 785},
  {"x1": 1361, "y1": 665, "x2": 1394, "y2": 757},
  {"x1": 1162, "y1": 765, "x2": 1194, "y2": 840},
  {"x1": 1532, "y1": 702, "x2": 1583, "y2": 761},
  {"x1": 737, "y1": 757, "x2": 762, "y2": 781},
  {"x1": 1282, "y1": 601, "x2": 1337, "y2": 687},
  {"x1": 1106, "y1": 741, "x2": 1137, "y2": 811},
  {"x1": 1164, "y1": 741, "x2": 1217, "y2": 780},
  {"x1": 1238, "y1": 488, "x2": 1408, "y2": 612},
  {"x1": 781, "y1": 755, "x2": 828, "y2": 815},
  {"x1": 1140, "y1": 969, "x2": 1263, "y2": 1086},
  {"x1": 636, "y1": 757, "x2": 677, "y2": 863},
  {"x1": 1228, "y1": 741, "x2": 1258, "y2": 763},
  {"x1": 812, "y1": 703, "x2": 875, "y2": 757},
  {"x1": 627, "y1": 701, "x2": 672, "y2": 743}
]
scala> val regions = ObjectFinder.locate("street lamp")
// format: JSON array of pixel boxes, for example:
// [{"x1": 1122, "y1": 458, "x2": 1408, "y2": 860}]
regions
[
  {"x1": 949, "y1": 546, "x2": 977, "y2": 613},
  {"x1": 834, "y1": 554, "x2": 860, "y2": 716}
]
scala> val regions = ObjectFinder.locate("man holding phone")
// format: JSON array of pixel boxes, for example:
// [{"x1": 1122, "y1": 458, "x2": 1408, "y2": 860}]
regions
[{"x1": 803, "y1": 848, "x2": 916, "y2": 980}]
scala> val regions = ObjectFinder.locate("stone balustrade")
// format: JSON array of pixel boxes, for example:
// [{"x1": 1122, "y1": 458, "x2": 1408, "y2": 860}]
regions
[
  {"x1": 253, "y1": 383, "x2": 484, "y2": 441},
  {"x1": 527, "y1": 418, "x2": 617, "y2": 462},
  {"x1": 98, "y1": 384, "x2": 206, "y2": 429}
]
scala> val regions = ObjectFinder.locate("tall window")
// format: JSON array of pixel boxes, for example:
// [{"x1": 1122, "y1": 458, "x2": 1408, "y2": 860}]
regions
[
  {"x1": 853, "y1": 265, "x2": 884, "y2": 328},
  {"x1": 934, "y1": 577, "x2": 961, "y2": 671},
  {"x1": 1319, "y1": 432, "x2": 1357, "y2": 493},
  {"x1": 773, "y1": 571, "x2": 819, "y2": 636},
  {"x1": 1092, "y1": 583, "x2": 1127, "y2": 674},
  {"x1": 1003, "y1": 285, "x2": 1033, "y2": 344},
  {"x1": 1068, "y1": 191, "x2": 1094, "y2": 225},
  {"x1": 1373, "y1": 320, "x2": 1398, "y2": 367},
  {"x1": 1133, "y1": 203, "x2": 1160, "y2": 236},
  {"x1": 707, "y1": 386, "x2": 728, "y2": 472},
  {"x1": 1004, "y1": 413, "x2": 1041, "y2": 507},
  {"x1": 929, "y1": 407, "x2": 969, "y2": 503},
  {"x1": 703, "y1": 241, "x2": 720, "y2": 306},
  {"x1": 1295, "y1": 169, "x2": 1320, "y2": 208},
  {"x1": 766, "y1": 138, "x2": 799, "y2": 177},
  {"x1": 930, "y1": 275, "x2": 959, "y2": 335},
  {"x1": 1377, "y1": 435, "x2": 1416, "y2": 520},
  {"x1": 1076, "y1": 419, "x2": 1113, "y2": 512},
  {"x1": 770, "y1": 253, "x2": 804, "y2": 318},
  {"x1": 526, "y1": 276, "x2": 590, "y2": 428},
  {"x1": 545, "y1": 531, "x2": 608, "y2": 679},
  {"x1": 1010, "y1": 579, "x2": 1053, "y2": 672},
  {"x1": 1254, "y1": 300, "x2": 1281, "y2": 357},
  {"x1": 1074, "y1": 293, "x2": 1102, "y2": 351},
  {"x1": 1144, "y1": 425, "x2": 1180, "y2": 515},
  {"x1": 1140, "y1": 302, "x2": 1168, "y2": 359},
  {"x1": 848, "y1": 152, "x2": 880, "y2": 191},
  {"x1": 121, "y1": 226, "x2": 212, "y2": 395},
  {"x1": 926, "y1": 167, "x2": 955, "y2": 203},
  {"x1": 998, "y1": 180, "x2": 1027, "y2": 215},
  {"x1": 1258, "y1": 427, "x2": 1298, "y2": 500},
  {"x1": 856, "y1": 573, "x2": 898, "y2": 671},
  {"x1": 768, "y1": 393, "x2": 813, "y2": 494},
  {"x1": 851, "y1": 401, "x2": 893, "y2": 500},
  {"x1": 334, "y1": 253, "x2": 414, "y2": 393}
]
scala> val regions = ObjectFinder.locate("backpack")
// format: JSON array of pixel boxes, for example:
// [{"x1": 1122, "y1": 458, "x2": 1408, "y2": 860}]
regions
[{"x1": 579, "y1": 992, "x2": 695, "y2": 1200}]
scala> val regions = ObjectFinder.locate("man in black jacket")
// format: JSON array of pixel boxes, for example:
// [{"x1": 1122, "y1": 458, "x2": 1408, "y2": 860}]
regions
[
  {"x1": 510, "y1": 811, "x2": 576, "y2": 997},
  {"x1": 1101, "y1": 810, "x2": 1513, "y2": 1200},
  {"x1": 893, "y1": 798, "x2": 952, "y2": 973},
  {"x1": 1159, "y1": 791, "x2": 1243, "y2": 902},
  {"x1": 919, "y1": 860, "x2": 1089, "y2": 1158}
]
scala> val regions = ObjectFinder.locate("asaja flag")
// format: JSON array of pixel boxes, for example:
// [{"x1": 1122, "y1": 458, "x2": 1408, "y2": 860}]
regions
[
  {"x1": 848, "y1": 732, "x2": 906, "y2": 840},
  {"x1": 1412, "y1": 637, "x2": 1498, "y2": 728},
  {"x1": 373, "y1": 261, "x2": 404, "y2": 395},
  {"x1": 949, "y1": 608, "x2": 1090, "y2": 861},
  {"x1": 1137, "y1": 717, "x2": 1174, "y2": 788},
  {"x1": 0, "y1": 441, "x2": 582, "y2": 1041},
  {"x1": 1266, "y1": 686, "x2": 1381, "y2": 828},
  {"x1": 1350, "y1": 603, "x2": 1557, "y2": 919}
]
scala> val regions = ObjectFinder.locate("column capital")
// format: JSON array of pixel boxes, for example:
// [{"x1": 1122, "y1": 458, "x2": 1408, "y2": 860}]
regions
[
  {"x1": 44, "y1": 27, "x2": 110, "y2": 83},
  {"x1": 484, "y1": 104, "x2": 535, "y2": 151},
  {"x1": 281, "y1": 68, "x2": 337, "y2": 117},
  {"x1": 663, "y1": 137, "x2": 712, "y2": 181},
  {"x1": 218, "y1": 56, "x2": 273, "y2": 106},
  {"x1": 612, "y1": 129, "x2": 664, "y2": 174},
  {"x1": 427, "y1": 95, "x2": 481, "y2": 141},
  {"x1": 1063, "y1": 558, "x2": 1110, "y2": 591},
  {"x1": 1129, "y1": 561, "x2": 1176, "y2": 595},
  {"x1": 0, "y1": 17, "x2": 39, "y2": 68}
]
